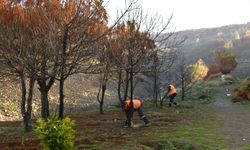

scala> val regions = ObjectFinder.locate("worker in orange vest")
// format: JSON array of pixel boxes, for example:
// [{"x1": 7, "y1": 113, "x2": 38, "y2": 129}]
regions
[
  {"x1": 163, "y1": 83, "x2": 177, "y2": 107},
  {"x1": 123, "y1": 97, "x2": 150, "y2": 127}
]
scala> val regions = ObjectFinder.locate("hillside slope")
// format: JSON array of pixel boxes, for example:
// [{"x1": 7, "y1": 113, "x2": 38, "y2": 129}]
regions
[{"x1": 174, "y1": 22, "x2": 250, "y2": 77}]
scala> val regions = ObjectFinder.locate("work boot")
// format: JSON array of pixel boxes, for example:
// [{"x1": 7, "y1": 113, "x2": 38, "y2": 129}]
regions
[
  {"x1": 142, "y1": 117, "x2": 149, "y2": 125},
  {"x1": 123, "y1": 120, "x2": 128, "y2": 128},
  {"x1": 131, "y1": 121, "x2": 134, "y2": 127},
  {"x1": 123, "y1": 124, "x2": 129, "y2": 128},
  {"x1": 123, "y1": 121, "x2": 133, "y2": 128},
  {"x1": 145, "y1": 122, "x2": 151, "y2": 127},
  {"x1": 173, "y1": 102, "x2": 177, "y2": 106}
]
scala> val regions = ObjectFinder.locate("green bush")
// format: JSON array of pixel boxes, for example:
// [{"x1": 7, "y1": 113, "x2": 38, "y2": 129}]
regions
[
  {"x1": 233, "y1": 79, "x2": 250, "y2": 101},
  {"x1": 35, "y1": 116, "x2": 75, "y2": 150}
]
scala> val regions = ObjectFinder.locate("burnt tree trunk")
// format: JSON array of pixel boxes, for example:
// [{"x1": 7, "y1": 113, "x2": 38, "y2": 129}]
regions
[
  {"x1": 117, "y1": 69, "x2": 123, "y2": 105},
  {"x1": 38, "y1": 85, "x2": 50, "y2": 119},
  {"x1": 123, "y1": 71, "x2": 129, "y2": 102},
  {"x1": 99, "y1": 84, "x2": 106, "y2": 114},
  {"x1": 20, "y1": 73, "x2": 26, "y2": 128},
  {"x1": 97, "y1": 72, "x2": 108, "y2": 114},
  {"x1": 20, "y1": 72, "x2": 35, "y2": 132},
  {"x1": 58, "y1": 26, "x2": 68, "y2": 120},
  {"x1": 153, "y1": 70, "x2": 159, "y2": 107},
  {"x1": 181, "y1": 75, "x2": 185, "y2": 101},
  {"x1": 58, "y1": 79, "x2": 65, "y2": 119},
  {"x1": 128, "y1": 65, "x2": 134, "y2": 127},
  {"x1": 37, "y1": 76, "x2": 54, "y2": 119},
  {"x1": 26, "y1": 73, "x2": 35, "y2": 131}
]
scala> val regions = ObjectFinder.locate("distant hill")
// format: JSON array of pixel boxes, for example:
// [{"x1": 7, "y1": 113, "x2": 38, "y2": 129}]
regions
[{"x1": 172, "y1": 22, "x2": 250, "y2": 78}]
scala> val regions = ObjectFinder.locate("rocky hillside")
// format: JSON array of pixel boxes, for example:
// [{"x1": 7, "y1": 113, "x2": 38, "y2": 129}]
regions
[
  {"x1": 0, "y1": 73, "x2": 155, "y2": 121},
  {"x1": 0, "y1": 74, "x2": 118, "y2": 121},
  {"x1": 175, "y1": 22, "x2": 250, "y2": 78}
]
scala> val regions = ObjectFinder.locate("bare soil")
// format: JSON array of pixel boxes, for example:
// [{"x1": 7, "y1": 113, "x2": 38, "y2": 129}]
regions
[{"x1": 0, "y1": 106, "x2": 188, "y2": 150}]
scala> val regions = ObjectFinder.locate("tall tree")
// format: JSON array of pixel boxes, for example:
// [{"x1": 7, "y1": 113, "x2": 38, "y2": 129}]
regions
[
  {"x1": 108, "y1": 7, "x2": 177, "y2": 126},
  {"x1": 54, "y1": 0, "x2": 109, "y2": 119},
  {"x1": 41, "y1": 0, "x2": 134, "y2": 119},
  {"x1": 19, "y1": 0, "x2": 109, "y2": 119},
  {"x1": 0, "y1": 1, "x2": 46, "y2": 131}
]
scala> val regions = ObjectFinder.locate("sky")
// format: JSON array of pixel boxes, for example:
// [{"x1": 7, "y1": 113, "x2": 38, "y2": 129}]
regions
[{"x1": 104, "y1": 0, "x2": 250, "y2": 31}]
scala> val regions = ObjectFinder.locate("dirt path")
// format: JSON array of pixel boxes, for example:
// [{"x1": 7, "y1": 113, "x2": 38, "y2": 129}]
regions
[{"x1": 213, "y1": 84, "x2": 250, "y2": 149}]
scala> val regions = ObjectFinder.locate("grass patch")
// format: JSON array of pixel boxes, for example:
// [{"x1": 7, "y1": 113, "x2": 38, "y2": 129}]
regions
[
  {"x1": 0, "y1": 105, "x2": 227, "y2": 150},
  {"x1": 140, "y1": 108, "x2": 227, "y2": 150},
  {"x1": 242, "y1": 144, "x2": 250, "y2": 150},
  {"x1": 0, "y1": 127, "x2": 9, "y2": 134},
  {"x1": 66, "y1": 103, "x2": 227, "y2": 150},
  {"x1": 170, "y1": 119, "x2": 226, "y2": 149},
  {"x1": 0, "y1": 92, "x2": 227, "y2": 150}
]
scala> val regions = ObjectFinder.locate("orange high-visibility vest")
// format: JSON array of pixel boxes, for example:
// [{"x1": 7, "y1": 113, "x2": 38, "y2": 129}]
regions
[
  {"x1": 169, "y1": 84, "x2": 177, "y2": 95},
  {"x1": 124, "y1": 99, "x2": 141, "y2": 110}
]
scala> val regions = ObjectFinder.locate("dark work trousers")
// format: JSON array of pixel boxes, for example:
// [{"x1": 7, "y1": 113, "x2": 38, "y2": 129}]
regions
[
  {"x1": 169, "y1": 93, "x2": 177, "y2": 106},
  {"x1": 124, "y1": 107, "x2": 149, "y2": 125}
]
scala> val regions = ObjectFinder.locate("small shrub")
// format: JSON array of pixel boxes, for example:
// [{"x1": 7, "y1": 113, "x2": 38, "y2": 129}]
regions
[
  {"x1": 198, "y1": 95, "x2": 208, "y2": 100},
  {"x1": 233, "y1": 79, "x2": 250, "y2": 101},
  {"x1": 187, "y1": 82, "x2": 213, "y2": 103},
  {"x1": 35, "y1": 116, "x2": 75, "y2": 150}
]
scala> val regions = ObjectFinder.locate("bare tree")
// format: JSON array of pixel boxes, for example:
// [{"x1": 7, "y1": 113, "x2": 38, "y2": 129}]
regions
[
  {"x1": 39, "y1": 0, "x2": 135, "y2": 119},
  {"x1": 95, "y1": 38, "x2": 115, "y2": 114},
  {"x1": 108, "y1": 5, "x2": 180, "y2": 127},
  {"x1": 0, "y1": 1, "x2": 45, "y2": 131},
  {"x1": 175, "y1": 51, "x2": 188, "y2": 101}
]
